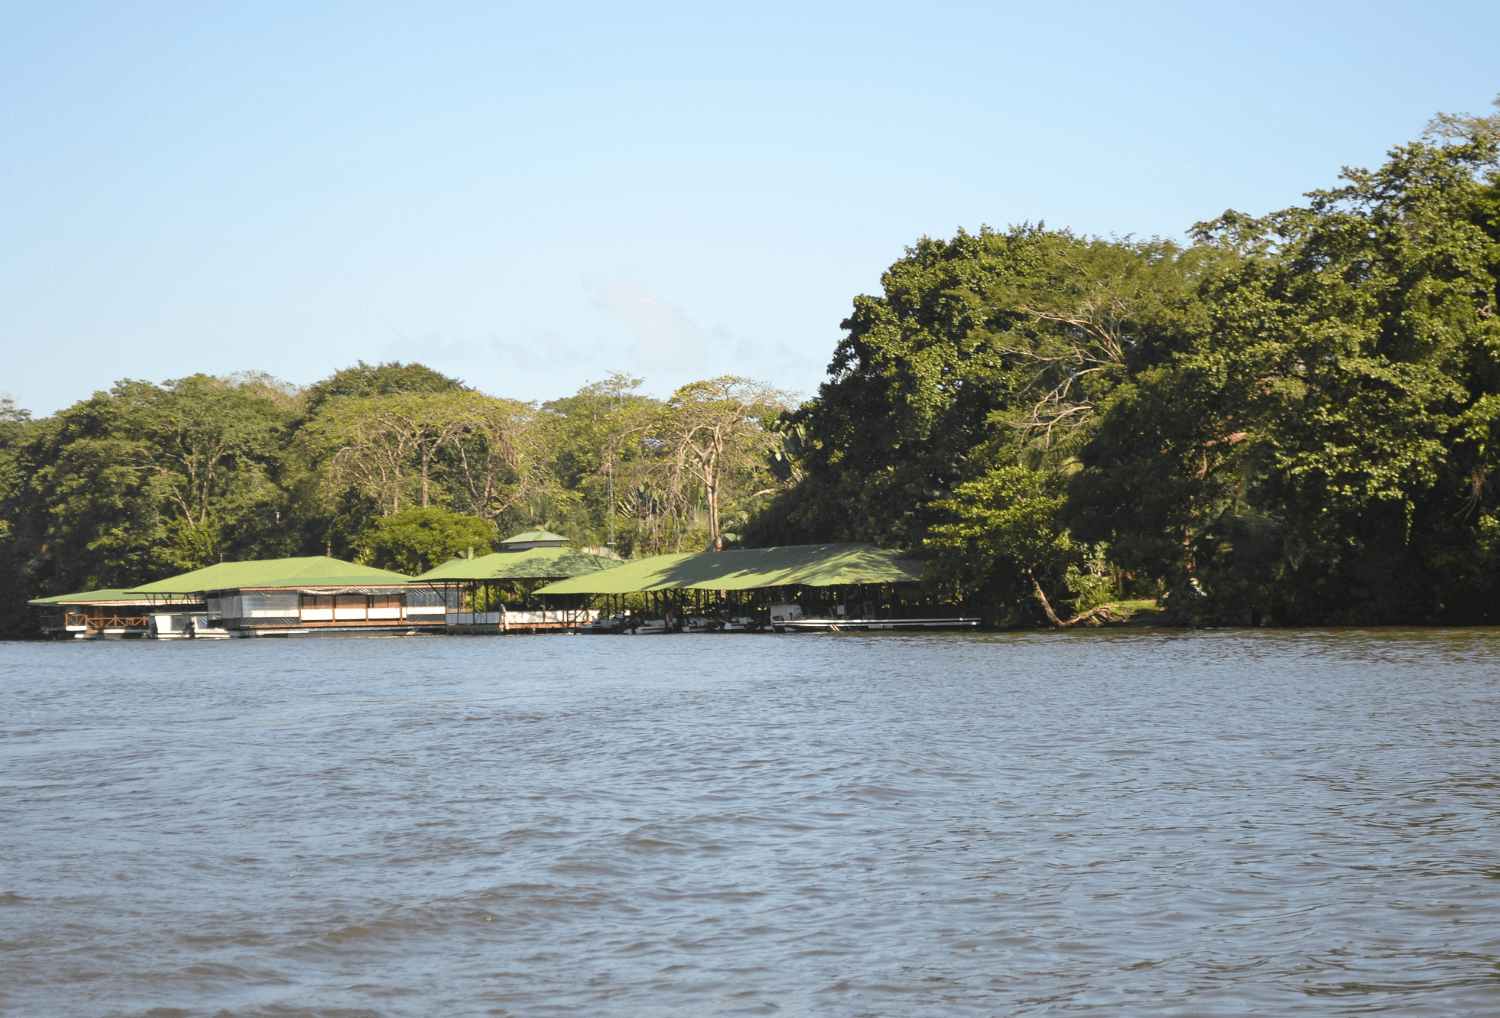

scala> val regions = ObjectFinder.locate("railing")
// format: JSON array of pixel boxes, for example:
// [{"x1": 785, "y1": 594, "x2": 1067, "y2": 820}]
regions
[
  {"x1": 89, "y1": 614, "x2": 151, "y2": 631},
  {"x1": 40, "y1": 611, "x2": 148, "y2": 634}
]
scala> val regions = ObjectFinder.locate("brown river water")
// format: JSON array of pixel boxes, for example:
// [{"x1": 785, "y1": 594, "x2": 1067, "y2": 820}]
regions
[{"x1": 1, "y1": 631, "x2": 1498, "y2": 1016}]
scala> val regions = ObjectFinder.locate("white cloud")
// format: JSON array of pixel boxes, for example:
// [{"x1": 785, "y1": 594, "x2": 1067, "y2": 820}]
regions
[
  {"x1": 375, "y1": 278, "x2": 829, "y2": 404},
  {"x1": 588, "y1": 278, "x2": 709, "y2": 371}
]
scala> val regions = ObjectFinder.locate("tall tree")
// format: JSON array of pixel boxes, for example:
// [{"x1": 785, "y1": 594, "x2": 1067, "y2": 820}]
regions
[
  {"x1": 1073, "y1": 135, "x2": 1500, "y2": 623},
  {"x1": 539, "y1": 374, "x2": 659, "y2": 551},
  {"x1": 0, "y1": 397, "x2": 39, "y2": 638},
  {"x1": 134, "y1": 375, "x2": 296, "y2": 562},
  {"x1": 357, "y1": 506, "x2": 498, "y2": 574},
  {"x1": 307, "y1": 388, "x2": 550, "y2": 520},
  {"x1": 746, "y1": 226, "x2": 1202, "y2": 549},
  {"x1": 12, "y1": 375, "x2": 299, "y2": 597},
  {"x1": 301, "y1": 361, "x2": 466, "y2": 415},
  {"x1": 653, "y1": 377, "x2": 795, "y2": 550},
  {"x1": 308, "y1": 390, "x2": 491, "y2": 513}
]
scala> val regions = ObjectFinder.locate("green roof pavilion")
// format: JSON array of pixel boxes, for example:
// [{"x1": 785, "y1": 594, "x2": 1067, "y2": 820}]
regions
[
  {"x1": 534, "y1": 543, "x2": 924, "y2": 595},
  {"x1": 28, "y1": 588, "x2": 192, "y2": 606},
  {"x1": 415, "y1": 546, "x2": 621, "y2": 582},
  {"x1": 498, "y1": 529, "x2": 569, "y2": 549},
  {"x1": 124, "y1": 557, "x2": 413, "y2": 595},
  {"x1": 416, "y1": 529, "x2": 620, "y2": 583}
]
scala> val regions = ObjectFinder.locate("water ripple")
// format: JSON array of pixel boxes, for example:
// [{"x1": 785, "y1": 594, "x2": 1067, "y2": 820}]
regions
[{"x1": 1, "y1": 630, "x2": 1498, "y2": 1015}]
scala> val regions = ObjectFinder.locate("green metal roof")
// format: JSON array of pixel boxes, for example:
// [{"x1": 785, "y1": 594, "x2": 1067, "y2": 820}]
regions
[
  {"x1": 534, "y1": 543, "x2": 925, "y2": 594},
  {"x1": 29, "y1": 588, "x2": 150, "y2": 606},
  {"x1": 414, "y1": 545, "x2": 623, "y2": 582},
  {"x1": 500, "y1": 529, "x2": 568, "y2": 545},
  {"x1": 124, "y1": 557, "x2": 413, "y2": 594}
]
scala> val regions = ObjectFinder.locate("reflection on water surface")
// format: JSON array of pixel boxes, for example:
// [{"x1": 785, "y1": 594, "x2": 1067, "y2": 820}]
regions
[{"x1": 1, "y1": 631, "x2": 1498, "y2": 1016}]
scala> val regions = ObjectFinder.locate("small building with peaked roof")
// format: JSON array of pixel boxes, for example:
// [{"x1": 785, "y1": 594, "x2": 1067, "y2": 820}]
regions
[
  {"x1": 411, "y1": 531, "x2": 621, "y2": 631},
  {"x1": 497, "y1": 529, "x2": 570, "y2": 550}
]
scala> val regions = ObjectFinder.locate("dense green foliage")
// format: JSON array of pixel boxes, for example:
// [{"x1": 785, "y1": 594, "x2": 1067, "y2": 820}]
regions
[
  {"x1": 357, "y1": 507, "x2": 499, "y2": 575},
  {"x1": 0, "y1": 363, "x2": 792, "y2": 636},
  {"x1": 747, "y1": 108, "x2": 1500, "y2": 626}
]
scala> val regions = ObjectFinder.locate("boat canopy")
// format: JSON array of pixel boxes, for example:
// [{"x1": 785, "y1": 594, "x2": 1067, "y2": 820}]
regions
[{"x1": 534, "y1": 543, "x2": 924, "y2": 595}]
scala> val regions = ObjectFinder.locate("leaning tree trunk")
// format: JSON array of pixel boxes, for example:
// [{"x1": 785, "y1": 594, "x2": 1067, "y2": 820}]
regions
[{"x1": 1027, "y1": 568, "x2": 1123, "y2": 627}]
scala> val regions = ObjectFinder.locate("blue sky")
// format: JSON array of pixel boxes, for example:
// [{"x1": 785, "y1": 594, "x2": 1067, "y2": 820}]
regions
[{"x1": 3, "y1": 1, "x2": 1498, "y2": 414}]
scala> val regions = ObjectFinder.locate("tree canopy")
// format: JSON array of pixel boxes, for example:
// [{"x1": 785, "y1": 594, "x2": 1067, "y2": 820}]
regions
[
  {"x1": 747, "y1": 103, "x2": 1500, "y2": 626},
  {"x1": 357, "y1": 506, "x2": 499, "y2": 575},
  {"x1": 0, "y1": 364, "x2": 798, "y2": 635}
]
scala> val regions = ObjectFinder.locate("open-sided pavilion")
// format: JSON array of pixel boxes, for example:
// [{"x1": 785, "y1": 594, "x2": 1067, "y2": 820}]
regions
[
  {"x1": 29, "y1": 588, "x2": 202, "y2": 639},
  {"x1": 533, "y1": 542, "x2": 954, "y2": 628},
  {"x1": 412, "y1": 529, "x2": 621, "y2": 632}
]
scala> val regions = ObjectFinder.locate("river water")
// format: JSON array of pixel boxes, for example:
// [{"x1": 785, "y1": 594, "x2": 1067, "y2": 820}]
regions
[{"x1": 1, "y1": 631, "x2": 1497, "y2": 1016}]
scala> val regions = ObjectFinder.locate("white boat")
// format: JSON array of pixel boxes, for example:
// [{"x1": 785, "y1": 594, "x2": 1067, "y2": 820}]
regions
[
  {"x1": 773, "y1": 616, "x2": 981, "y2": 632},
  {"x1": 189, "y1": 620, "x2": 232, "y2": 639},
  {"x1": 151, "y1": 613, "x2": 232, "y2": 639},
  {"x1": 150, "y1": 614, "x2": 187, "y2": 640},
  {"x1": 767, "y1": 602, "x2": 979, "y2": 633},
  {"x1": 583, "y1": 612, "x2": 631, "y2": 634},
  {"x1": 767, "y1": 603, "x2": 805, "y2": 629}
]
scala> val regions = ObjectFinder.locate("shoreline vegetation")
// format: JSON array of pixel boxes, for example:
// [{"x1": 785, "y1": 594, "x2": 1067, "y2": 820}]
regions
[{"x1": 4, "y1": 99, "x2": 1500, "y2": 636}]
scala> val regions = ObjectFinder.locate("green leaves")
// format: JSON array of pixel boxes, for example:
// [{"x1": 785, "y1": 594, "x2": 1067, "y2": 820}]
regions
[
  {"x1": 650, "y1": 377, "x2": 796, "y2": 550},
  {"x1": 2, "y1": 363, "x2": 805, "y2": 623},
  {"x1": 356, "y1": 507, "x2": 498, "y2": 575},
  {"x1": 764, "y1": 116, "x2": 1500, "y2": 625},
  {"x1": 1078, "y1": 136, "x2": 1500, "y2": 622},
  {"x1": 27, "y1": 376, "x2": 298, "y2": 582},
  {"x1": 928, "y1": 465, "x2": 1073, "y2": 589},
  {"x1": 754, "y1": 225, "x2": 1210, "y2": 551}
]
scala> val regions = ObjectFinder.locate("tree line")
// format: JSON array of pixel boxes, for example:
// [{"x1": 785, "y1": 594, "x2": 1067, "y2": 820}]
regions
[
  {"x1": 0, "y1": 367, "x2": 792, "y2": 636},
  {"x1": 744, "y1": 98, "x2": 1500, "y2": 626},
  {"x1": 4, "y1": 98, "x2": 1498, "y2": 633}
]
